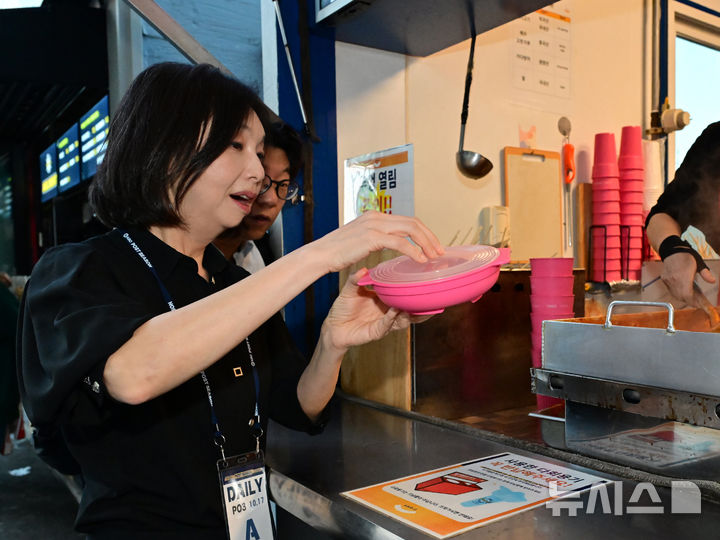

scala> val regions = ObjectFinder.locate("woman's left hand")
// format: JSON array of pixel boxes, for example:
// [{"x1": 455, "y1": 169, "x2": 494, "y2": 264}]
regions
[{"x1": 322, "y1": 269, "x2": 432, "y2": 352}]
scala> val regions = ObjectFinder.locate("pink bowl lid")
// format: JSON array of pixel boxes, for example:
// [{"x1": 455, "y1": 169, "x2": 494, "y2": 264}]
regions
[{"x1": 368, "y1": 245, "x2": 507, "y2": 284}]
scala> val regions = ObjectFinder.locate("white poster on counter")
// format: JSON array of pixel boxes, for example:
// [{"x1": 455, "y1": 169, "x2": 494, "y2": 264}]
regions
[
  {"x1": 343, "y1": 144, "x2": 414, "y2": 225},
  {"x1": 343, "y1": 452, "x2": 610, "y2": 538}
]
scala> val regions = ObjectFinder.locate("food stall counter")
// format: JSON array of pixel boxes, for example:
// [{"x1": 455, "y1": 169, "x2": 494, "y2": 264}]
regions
[{"x1": 266, "y1": 395, "x2": 720, "y2": 539}]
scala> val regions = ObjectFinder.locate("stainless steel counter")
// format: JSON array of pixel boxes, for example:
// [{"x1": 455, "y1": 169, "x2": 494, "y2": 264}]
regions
[{"x1": 266, "y1": 396, "x2": 720, "y2": 539}]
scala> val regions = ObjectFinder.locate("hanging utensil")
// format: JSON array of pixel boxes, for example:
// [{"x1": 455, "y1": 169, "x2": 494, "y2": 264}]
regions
[
  {"x1": 558, "y1": 116, "x2": 575, "y2": 251},
  {"x1": 456, "y1": 33, "x2": 492, "y2": 179}
]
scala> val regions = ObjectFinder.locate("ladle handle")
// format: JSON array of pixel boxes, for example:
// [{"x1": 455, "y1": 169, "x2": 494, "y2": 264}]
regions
[{"x1": 459, "y1": 33, "x2": 476, "y2": 149}]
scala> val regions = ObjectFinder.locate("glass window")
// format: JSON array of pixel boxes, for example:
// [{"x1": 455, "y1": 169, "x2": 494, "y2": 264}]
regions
[{"x1": 674, "y1": 35, "x2": 720, "y2": 166}]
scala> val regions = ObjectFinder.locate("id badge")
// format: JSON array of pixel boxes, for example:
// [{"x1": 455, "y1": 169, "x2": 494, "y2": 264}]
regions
[{"x1": 218, "y1": 451, "x2": 275, "y2": 540}]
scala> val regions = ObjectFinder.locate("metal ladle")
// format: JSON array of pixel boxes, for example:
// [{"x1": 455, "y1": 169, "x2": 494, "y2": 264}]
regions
[{"x1": 456, "y1": 33, "x2": 493, "y2": 179}]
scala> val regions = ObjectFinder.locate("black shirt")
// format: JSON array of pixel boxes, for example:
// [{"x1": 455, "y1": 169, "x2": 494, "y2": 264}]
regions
[
  {"x1": 646, "y1": 120, "x2": 720, "y2": 250},
  {"x1": 17, "y1": 228, "x2": 323, "y2": 538}
]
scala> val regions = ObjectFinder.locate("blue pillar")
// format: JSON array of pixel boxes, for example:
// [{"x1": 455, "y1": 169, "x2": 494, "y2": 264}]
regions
[{"x1": 275, "y1": 0, "x2": 338, "y2": 355}]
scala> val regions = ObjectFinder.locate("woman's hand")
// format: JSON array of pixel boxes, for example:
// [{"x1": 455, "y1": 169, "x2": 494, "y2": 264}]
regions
[
  {"x1": 661, "y1": 252, "x2": 716, "y2": 308},
  {"x1": 321, "y1": 269, "x2": 432, "y2": 353},
  {"x1": 313, "y1": 211, "x2": 444, "y2": 274}
]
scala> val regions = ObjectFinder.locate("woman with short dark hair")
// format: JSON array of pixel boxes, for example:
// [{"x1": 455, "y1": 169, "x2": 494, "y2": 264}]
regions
[{"x1": 18, "y1": 62, "x2": 442, "y2": 539}]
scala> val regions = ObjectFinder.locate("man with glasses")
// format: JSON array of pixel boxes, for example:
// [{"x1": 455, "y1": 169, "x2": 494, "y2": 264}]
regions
[{"x1": 214, "y1": 121, "x2": 302, "y2": 272}]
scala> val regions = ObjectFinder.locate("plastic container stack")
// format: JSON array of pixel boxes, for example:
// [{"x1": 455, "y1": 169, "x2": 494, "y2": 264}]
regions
[
  {"x1": 529, "y1": 257, "x2": 574, "y2": 409},
  {"x1": 618, "y1": 125, "x2": 645, "y2": 281},
  {"x1": 591, "y1": 133, "x2": 622, "y2": 282}
]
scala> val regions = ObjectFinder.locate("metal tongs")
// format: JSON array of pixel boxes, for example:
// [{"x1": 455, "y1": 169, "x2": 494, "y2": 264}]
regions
[{"x1": 693, "y1": 282, "x2": 720, "y2": 331}]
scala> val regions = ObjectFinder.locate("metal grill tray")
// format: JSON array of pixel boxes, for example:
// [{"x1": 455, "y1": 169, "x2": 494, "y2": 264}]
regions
[{"x1": 541, "y1": 301, "x2": 720, "y2": 398}]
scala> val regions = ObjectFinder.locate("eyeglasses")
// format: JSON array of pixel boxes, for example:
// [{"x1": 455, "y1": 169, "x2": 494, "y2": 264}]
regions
[{"x1": 258, "y1": 175, "x2": 299, "y2": 200}]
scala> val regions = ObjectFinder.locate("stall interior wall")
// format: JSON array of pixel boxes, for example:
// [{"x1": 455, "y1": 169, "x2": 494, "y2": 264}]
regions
[{"x1": 336, "y1": 0, "x2": 646, "y2": 257}]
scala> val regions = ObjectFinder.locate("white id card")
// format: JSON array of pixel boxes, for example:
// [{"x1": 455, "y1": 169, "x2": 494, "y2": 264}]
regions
[{"x1": 218, "y1": 451, "x2": 275, "y2": 540}]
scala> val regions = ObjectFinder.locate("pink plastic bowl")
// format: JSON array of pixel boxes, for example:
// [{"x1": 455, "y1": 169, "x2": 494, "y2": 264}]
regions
[
  {"x1": 358, "y1": 248, "x2": 511, "y2": 315},
  {"x1": 529, "y1": 275, "x2": 574, "y2": 296},
  {"x1": 530, "y1": 257, "x2": 573, "y2": 277}
]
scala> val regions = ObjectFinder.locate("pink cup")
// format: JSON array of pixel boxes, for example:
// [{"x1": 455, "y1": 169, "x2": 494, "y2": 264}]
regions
[
  {"x1": 628, "y1": 237, "x2": 643, "y2": 249},
  {"x1": 618, "y1": 125, "x2": 644, "y2": 170},
  {"x1": 620, "y1": 179, "x2": 645, "y2": 192},
  {"x1": 593, "y1": 188, "x2": 621, "y2": 202},
  {"x1": 591, "y1": 225, "x2": 620, "y2": 237},
  {"x1": 592, "y1": 132, "x2": 619, "y2": 178},
  {"x1": 531, "y1": 295, "x2": 574, "y2": 311},
  {"x1": 593, "y1": 212, "x2": 621, "y2": 225},
  {"x1": 530, "y1": 312, "x2": 574, "y2": 329},
  {"x1": 621, "y1": 202, "x2": 644, "y2": 215},
  {"x1": 531, "y1": 348, "x2": 542, "y2": 369},
  {"x1": 592, "y1": 258, "x2": 622, "y2": 271},
  {"x1": 628, "y1": 259, "x2": 643, "y2": 271},
  {"x1": 530, "y1": 275, "x2": 574, "y2": 296},
  {"x1": 530, "y1": 257, "x2": 573, "y2": 277},
  {"x1": 591, "y1": 233, "x2": 621, "y2": 248},
  {"x1": 592, "y1": 269, "x2": 622, "y2": 282},
  {"x1": 531, "y1": 331, "x2": 542, "y2": 351},
  {"x1": 621, "y1": 214, "x2": 645, "y2": 226},
  {"x1": 593, "y1": 201, "x2": 621, "y2": 214},
  {"x1": 620, "y1": 169, "x2": 645, "y2": 181},
  {"x1": 621, "y1": 191, "x2": 644, "y2": 204},
  {"x1": 593, "y1": 177, "x2": 620, "y2": 190},
  {"x1": 593, "y1": 247, "x2": 621, "y2": 259},
  {"x1": 628, "y1": 269, "x2": 641, "y2": 281}
]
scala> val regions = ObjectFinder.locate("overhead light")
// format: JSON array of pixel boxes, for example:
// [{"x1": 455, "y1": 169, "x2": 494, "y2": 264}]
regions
[{"x1": 1, "y1": 1, "x2": 43, "y2": 8}]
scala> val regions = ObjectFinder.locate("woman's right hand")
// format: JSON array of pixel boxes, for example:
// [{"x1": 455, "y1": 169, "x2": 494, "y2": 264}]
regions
[
  {"x1": 313, "y1": 211, "x2": 444, "y2": 273},
  {"x1": 661, "y1": 251, "x2": 716, "y2": 308}
]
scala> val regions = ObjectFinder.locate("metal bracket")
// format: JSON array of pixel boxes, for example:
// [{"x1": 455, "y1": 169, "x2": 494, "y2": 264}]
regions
[{"x1": 531, "y1": 368, "x2": 720, "y2": 429}]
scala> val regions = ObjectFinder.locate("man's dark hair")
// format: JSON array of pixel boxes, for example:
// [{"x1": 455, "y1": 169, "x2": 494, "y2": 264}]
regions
[
  {"x1": 265, "y1": 121, "x2": 304, "y2": 180},
  {"x1": 90, "y1": 62, "x2": 270, "y2": 228}
]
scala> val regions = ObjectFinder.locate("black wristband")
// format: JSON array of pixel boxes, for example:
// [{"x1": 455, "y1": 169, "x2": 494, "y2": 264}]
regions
[{"x1": 658, "y1": 235, "x2": 709, "y2": 273}]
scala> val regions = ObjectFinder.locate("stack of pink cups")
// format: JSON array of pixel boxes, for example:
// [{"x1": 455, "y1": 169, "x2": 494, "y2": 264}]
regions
[
  {"x1": 529, "y1": 257, "x2": 574, "y2": 410},
  {"x1": 591, "y1": 133, "x2": 622, "y2": 282},
  {"x1": 618, "y1": 125, "x2": 645, "y2": 281}
]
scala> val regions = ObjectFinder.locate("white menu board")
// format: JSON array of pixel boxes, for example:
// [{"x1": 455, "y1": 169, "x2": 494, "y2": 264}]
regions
[{"x1": 512, "y1": 4, "x2": 572, "y2": 100}]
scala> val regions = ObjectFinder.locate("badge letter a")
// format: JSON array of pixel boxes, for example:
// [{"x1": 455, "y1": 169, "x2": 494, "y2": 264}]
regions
[{"x1": 245, "y1": 517, "x2": 260, "y2": 540}]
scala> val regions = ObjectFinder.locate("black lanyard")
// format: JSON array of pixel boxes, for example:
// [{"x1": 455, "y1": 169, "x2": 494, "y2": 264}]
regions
[{"x1": 118, "y1": 230, "x2": 262, "y2": 459}]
